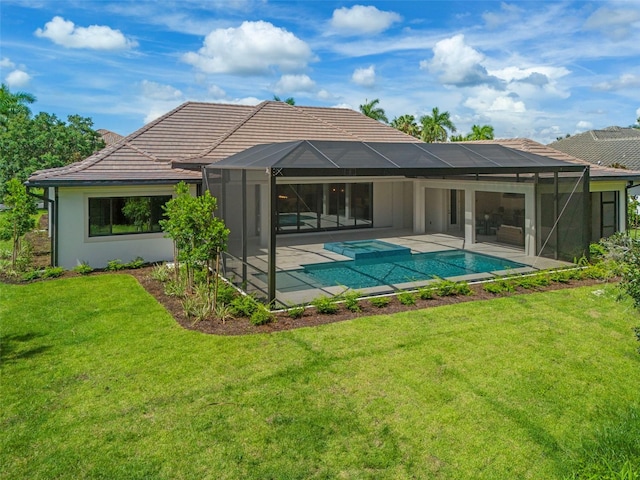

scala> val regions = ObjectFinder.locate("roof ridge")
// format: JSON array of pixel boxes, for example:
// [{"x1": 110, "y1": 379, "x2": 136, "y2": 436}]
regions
[
  {"x1": 122, "y1": 101, "x2": 193, "y2": 143},
  {"x1": 294, "y1": 104, "x2": 364, "y2": 140},
  {"x1": 182, "y1": 101, "x2": 271, "y2": 162}
]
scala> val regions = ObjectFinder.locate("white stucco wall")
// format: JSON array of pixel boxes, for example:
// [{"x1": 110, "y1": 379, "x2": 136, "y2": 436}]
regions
[{"x1": 55, "y1": 184, "x2": 196, "y2": 269}]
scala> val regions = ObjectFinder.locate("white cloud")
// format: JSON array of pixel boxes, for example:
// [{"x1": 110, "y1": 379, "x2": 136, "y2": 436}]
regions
[
  {"x1": 329, "y1": 5, "x2": 401, "y2": 35},
  {"x1": 594, "y1": 73, "x2": 640, "y2": 91},
  {"x1": 576, "y1": 120, "x2": 593, "y2": 130},
  {"x1": 351, "y1": 65, "x2": 376, "y2": 87},
  {"x1": 1, "y1": 57, "x2": 15, "y2": 69},
  {"x1": 487, "y1": 95, "x2": 526, "y2": 113},
  {"x1": 35, "y1": 16, "x2": 137, "y2": 50},
  {"x1": 273, "y1": 74, "x2": 316, "y2": 94},
  {"x1": 140, "y1": 80, "x2": 183, "y2": 101},
  {"x1": 422, "y1": 34, "x2": 500, "y2": 88},
  {"x1": 5, "y1": 70, "x2": 31, "y2": 88},
  {"x1": 182, "y1": 21, "x2": 314, "y2": 75},
  {"x1": 207, "y1": 84, "x2": 227, "y2": 99},
  {"x1": 584, "y1": 7, "x2": 640, "y2": 41}
]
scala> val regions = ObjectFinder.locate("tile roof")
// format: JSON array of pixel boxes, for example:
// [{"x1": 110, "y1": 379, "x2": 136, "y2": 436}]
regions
[
  {"x1": 548, "y1": 127, "x2": 640, "y2": 170},
  {"x1": 465, "y1": 138, "x2": 640, "y2": 179},
  {"x1": 28, "y1": 101, "x2": 416, "y2": 186},
  {"x1": 96, "y1": 129, "x2": 124, "y2": 146}
]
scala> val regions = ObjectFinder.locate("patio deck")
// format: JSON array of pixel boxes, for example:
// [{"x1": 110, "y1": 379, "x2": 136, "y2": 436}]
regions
[{"x1": 225, "y1": 229, "x2": 573, "y2": 306}]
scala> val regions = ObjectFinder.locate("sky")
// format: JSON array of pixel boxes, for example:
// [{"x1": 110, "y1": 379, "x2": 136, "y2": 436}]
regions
[{"x1": 1, "y1": 0, "x2": 639, "y2": 144}]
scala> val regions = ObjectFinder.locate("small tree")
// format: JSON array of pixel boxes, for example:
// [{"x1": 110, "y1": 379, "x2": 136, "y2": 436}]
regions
[
  {"x1": 0, "y1": 178, "x2": 36, "y2": 269},
  {"x1": 160, "y1": 182, "x2": 229, "y2": 308}
]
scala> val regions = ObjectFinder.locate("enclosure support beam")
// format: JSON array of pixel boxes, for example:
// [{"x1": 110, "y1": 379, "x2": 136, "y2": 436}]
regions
[
  {"x1": 241, "y1": 170, "x2": 247, "y2": 285},
  {"x1": 583, "y1": 167, "x2": 591, "y2": 260},
  {"x1": 268, "y1": 170, "x2": 277, "y2": 304}
]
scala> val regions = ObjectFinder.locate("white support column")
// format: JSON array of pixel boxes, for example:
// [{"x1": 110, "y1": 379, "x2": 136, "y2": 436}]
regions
[
  {"x1": 465, "y1": 189, "x2": 475, "y2": 246},
  {"x1": 413, "y1": 182, "x2": 425, "y2": 233},
  {"x1": 524, "y1": 190, "x2": 536, "y2": 256}
]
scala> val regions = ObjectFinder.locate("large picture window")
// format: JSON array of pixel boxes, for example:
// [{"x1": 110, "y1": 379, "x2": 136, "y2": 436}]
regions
[
  {"x1": 88, "y1": 195, "x2": 171, "y2": 237},
  {"x1": 276, "y1": 183, "x2": 372, "y2": 233}
]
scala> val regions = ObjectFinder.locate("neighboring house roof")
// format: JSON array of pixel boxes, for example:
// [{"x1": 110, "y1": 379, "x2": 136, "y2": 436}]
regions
[
  {"x1": 548, "y1": 127, "x2": 640, "y2": 170},
  {"x1": 466, "y1": 138, "x2": 640, "y2": 180},
  {"x1": 28, "y1": 101, "x2": 417, "y2": 186},
  {"x1": 96, "y1": 128, "x2": 124, "y2": 146}
]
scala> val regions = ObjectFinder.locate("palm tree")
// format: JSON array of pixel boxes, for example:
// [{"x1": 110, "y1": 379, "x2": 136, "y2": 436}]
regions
[
  {"x1": 359, "y1": 98, "x2": 388, "y2": 123},
  {"x1": 273, "y1": 95, "x2": 295, "y2": 105},
  {"x1": 390, "y1": 114, "x2": 420, "y2": 138},
  {"x1": 0, "y1": 83, "x2": 36, "y2": 129},
  {"x1": 419, "y1": 107, "x2": 456, "y2": 142},
  {"x1": 467, "y1": 124, "x2": 495, "y2": 140}
]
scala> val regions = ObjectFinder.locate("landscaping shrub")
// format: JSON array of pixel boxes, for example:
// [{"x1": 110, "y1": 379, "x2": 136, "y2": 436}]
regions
[
  {"x1": 164, "y1": 279, "x2": 187, "y2": 298},
  {"x1": 397, "y1": 291, "x2": 416, "y2": 306},
  {"x1": 21, "y1": 269, "x2": 42, "y2": 281},
  {"x1": 418, "y1": 286, "x2": 434, "y2": 300},
  {"x1": 106, "y1": 259, "x2": 127, "y2": 271},
  {"x1": 181, "y1": 295, "x2": 210, "y2": 324},
  {"x1": 230, "y1": 294, "x2": 259, "y2": 317},
  {"x1": 483, "y1": 280, "x2": 515, "y2": 295},
  {"x1": 370, "y1": 296, "x2": 390, "y2": 308},
  {"x1": 150, "y1": 264, "x2": 170, "y2": 282},
  {"x1": 216, "y1": 280, "x2": 237, "y2": 305},
  {"x1": 42, "y1": 266, "x2": 64, "y2": 278},
  {"x1": 621, "y1": 243, "x2": 640, "y2": 309},
  {"x1": 287, "y1": 306, "x2": 305, "y2": 319},
  {"x1": 250, "y1": 305, "x2": 275, "y2": 326},
  {"x1": 341, "y1": 290, "x2": 362, "y2": 313},
  {"x1": 126, "y1": 256, "x2": 145, "y2": 269},
  {"x1": 214, "y1": 303, "x2": 233, "y2": 324},
  {"x1": 311, "y1": 295, "x2": 338, "y2": 314},
  {"x1": 73, "y1": 262, "x2": 93, "y2": 275},
  {"x1": 432, "y1": 279, "x2": 472, "y2": 296}
]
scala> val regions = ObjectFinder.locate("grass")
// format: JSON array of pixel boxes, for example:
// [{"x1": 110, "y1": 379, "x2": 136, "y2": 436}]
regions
[{"x1": 1, "y1": 275, "x2": 639, "y2": 479}]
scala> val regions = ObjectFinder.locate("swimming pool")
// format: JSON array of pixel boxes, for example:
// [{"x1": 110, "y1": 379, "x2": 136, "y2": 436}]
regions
[
  {"x1": 324, "y1": 239, "x2": 411, "y2": 260},
  {"x1": 299, "y1": 249, "x2": 525, "y2": 290}
]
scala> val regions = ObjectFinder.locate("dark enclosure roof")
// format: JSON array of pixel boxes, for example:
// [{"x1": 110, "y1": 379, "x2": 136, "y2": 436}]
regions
[{"x1": 207, "y1": 140, "x2": 588, "y2": 176}]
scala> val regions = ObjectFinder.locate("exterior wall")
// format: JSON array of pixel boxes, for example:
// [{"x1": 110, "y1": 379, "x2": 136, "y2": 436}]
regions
[
  {"x1": 373, "y1": 179, "x2": 413, "y2": 228},
  {"x1": 56, "y1": 184, "x2": 196, "y2": 269}
]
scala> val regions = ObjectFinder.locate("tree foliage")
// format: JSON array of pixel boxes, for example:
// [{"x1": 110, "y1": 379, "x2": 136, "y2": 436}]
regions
[
  {"x1": 390, "y1": 114, "x2": 420, "y2": 138},
  {"x1": 359, "y1": 98, "x2": 388, "y2": 123},
  {"x1": 0, "y1": 84, "x2": 104, "y2": 198},
  {"x1": 0, "y1": 178, "x2": 36, "y2": 269},
  {"x1": 450, "y1": 124, "x2": 495, "y2": 141},
  {"x1": 419, "y1": 107, "x2": 457, "y2": 142},
  {"x1": 273, "y1": 95, "x2": 296, "y2": 105},
  {"x1": 159, "y1": 182, "x2": 229, "y2": 296}
]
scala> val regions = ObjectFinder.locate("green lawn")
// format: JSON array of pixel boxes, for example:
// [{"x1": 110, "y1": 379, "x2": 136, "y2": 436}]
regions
[{"x1": 1, "y1": 275, "x2": 639, "y2": 479}]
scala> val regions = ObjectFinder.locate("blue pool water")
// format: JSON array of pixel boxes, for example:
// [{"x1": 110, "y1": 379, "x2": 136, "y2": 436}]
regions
[
  {"x1": 297, "y1": 250, "x2": 525, "y2": 290},
  {"x1": 324, "y1": 239, "x2": 411, "y2": 260}
]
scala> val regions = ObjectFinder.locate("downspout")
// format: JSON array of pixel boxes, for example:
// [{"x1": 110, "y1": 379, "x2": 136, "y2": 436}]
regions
[{"x1": 27, "y1": 187, "x2": 57, "y2": 267}]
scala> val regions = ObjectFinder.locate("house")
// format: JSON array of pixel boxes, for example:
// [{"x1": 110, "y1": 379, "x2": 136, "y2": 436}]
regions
[
  {"x1": 549, "y1": 126, "x2": 640, "y2": 197},
  {"x1": 549, "y1": 127, "x2": 640, "y2": 170},
  {"x1": 26, "y1": 101, "x2": 640, "y2": 305}
]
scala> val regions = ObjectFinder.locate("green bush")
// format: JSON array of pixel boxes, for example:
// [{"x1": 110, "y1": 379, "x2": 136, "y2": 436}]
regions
[
  {"x1": 287, "y1": 306, "x2": 305, "y2": 319},
  {"x1": 73, "y1": 262, "x2": 93, "y2": 275},
  {"x1": 164, "y1": 279, "x2": 187, "y2": 298},
  {"x1": 126, "y1": 256, "x2": 145, "y2": 269},
  {"x1": 369, "y1": 296, "x2": 390, "y2": 308},
  {"x1": 216, "y1": 280, "x2": 237, "y2": 305},
  {"x1": 181, "y1": 295, "x2": 210, "y2": 324},
  {"x1": 230, "y1": 294, "x2": 259, "y2": 317},
  {"x1": 21, "y1": 269, "x2": 43, "y2": 281},
  {"x1": 341, "y1": 290, "x2": 362, "y2": 313},
  {"x1": 311, "y1": 295, "x2": 338, "y2": 314},
  {"x1": 397, "y1": 291, "x2": 416, "y2": 306},
  {"x1": 483, "y1": 280, "x2": 515, "y2": 295},
  {"x1": 42, "y1": 266, "x2": 64, "y2": 278},
  {"x1": 250, "y1": 305, "x2": 275, "y2": 326},
  {"x1": 418, "y1": 287, "x2": 434, "y2": 300},
  {"x1": 106, "y1": 259, "x2": 127, "y2": 271},
  {"x1": 150, "y1": 264, "x2": 169, "y2": 282},
  {"x1": 432, "y1": 279, "x2": 472, "y2": 296},
  {"x1": 621, "y1": 245, "x2": 640, "y2": 309}
]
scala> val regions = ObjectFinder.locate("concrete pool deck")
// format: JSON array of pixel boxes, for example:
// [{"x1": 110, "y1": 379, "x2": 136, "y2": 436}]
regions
[{"x1": 230, "y1": 229, "x2": 574, "y2": 305}]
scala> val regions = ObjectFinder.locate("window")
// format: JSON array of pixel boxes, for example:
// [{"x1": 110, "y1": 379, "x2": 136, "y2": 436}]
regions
[
  {"x1": 88, "y1": 195, "x2": 171, "y2": 237},
  {"x1": 276, "y1": 183, "x2": 372, "y2": 233}
]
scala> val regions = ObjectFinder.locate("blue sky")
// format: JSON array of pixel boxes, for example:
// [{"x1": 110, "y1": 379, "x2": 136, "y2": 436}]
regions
[{"x1": 1, "y1": 0, "x2": 639, "y2": 143}]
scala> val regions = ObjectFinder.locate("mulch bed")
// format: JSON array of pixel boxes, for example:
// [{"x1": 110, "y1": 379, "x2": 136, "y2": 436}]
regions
[
  {"x1": 4, "y1": 214, "x2": 612, "y2": 336},
  {"x1": 127, "y1": 266, "x2": 608, "y2": 336}
]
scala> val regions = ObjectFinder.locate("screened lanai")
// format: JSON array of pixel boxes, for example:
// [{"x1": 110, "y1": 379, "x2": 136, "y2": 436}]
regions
[{"x1": 204, "y1": 140, "x2": 589, "y2": 305}]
